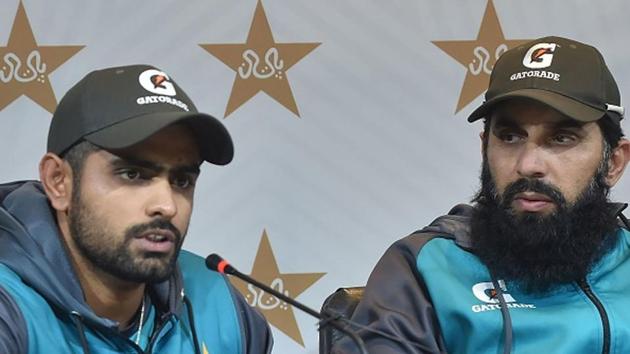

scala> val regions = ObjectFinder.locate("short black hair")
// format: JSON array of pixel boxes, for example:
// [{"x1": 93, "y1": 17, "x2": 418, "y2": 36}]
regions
[
  {"x1": 597, "y1": 115, "x2": 625, "y2": 150},
  {"x1": 61, "y1": 140, "x2": 100, "y2": 185}
]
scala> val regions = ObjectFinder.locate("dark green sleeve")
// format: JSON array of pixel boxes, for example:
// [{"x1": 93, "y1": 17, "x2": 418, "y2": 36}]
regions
[{"x1": 332, "y1": 234, "x2": 447, "y2": 354}]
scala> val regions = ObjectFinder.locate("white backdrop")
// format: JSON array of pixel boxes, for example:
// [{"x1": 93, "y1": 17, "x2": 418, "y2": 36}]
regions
[{"x1": 1, "y1": 0, "x2": 629, "y2": 352}]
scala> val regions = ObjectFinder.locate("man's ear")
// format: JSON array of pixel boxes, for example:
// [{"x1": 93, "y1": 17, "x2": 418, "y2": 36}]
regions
[
  {"x1": 604, "y1": 139, "x2": 630, "y2": 187},
  {"x1": 39, "y1": 153, "x2": 74, "y2": 212}
]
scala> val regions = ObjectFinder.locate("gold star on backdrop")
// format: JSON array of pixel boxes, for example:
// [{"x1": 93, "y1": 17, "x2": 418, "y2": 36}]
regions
[
  {"x1": 231, "y1": 230, "x2": 325, "y2": 347},
  {"x1": 432, "y1": 0, "x2": 530, "y2": 113},
  {"x1": 200, "y1": 0, "x2": 320, "y2": 118},
  {"x1": 0, "y1": 1, "x2": 84, "y2": 113}
]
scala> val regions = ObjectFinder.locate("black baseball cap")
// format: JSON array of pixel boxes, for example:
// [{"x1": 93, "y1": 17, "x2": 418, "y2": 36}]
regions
[
  {"x1": 467, "y1": 36, "x2": 624, "y2": 125},
  {"x1": 47, "y1": 64, "x2": 233, "y2": 165}
]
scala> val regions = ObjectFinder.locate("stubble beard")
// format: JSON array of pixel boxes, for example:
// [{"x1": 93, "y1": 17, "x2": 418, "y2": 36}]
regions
[{"x1": 68, "y1": 186, "x2": 184, "y2": 284}]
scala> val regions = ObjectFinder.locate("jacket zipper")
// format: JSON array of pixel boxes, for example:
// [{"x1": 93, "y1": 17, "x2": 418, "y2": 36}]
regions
[
  {"x1": 578, "y1": 279, "x2": 610, "y2": 354},
  {"x1": 144, "y1": 314, "x2": 173, "y2": 354}
]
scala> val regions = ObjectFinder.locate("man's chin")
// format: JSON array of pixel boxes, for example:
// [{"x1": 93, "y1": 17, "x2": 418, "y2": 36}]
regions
[
  {"x1": 125, "y1": 266, "x2": 174, "y2": 283},
  {"x1": 116, "y1": 255, "x2": 178, "y2": 283}
]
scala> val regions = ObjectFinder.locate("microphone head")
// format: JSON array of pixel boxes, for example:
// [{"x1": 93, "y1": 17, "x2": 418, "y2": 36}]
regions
[
  {"x1": 205, "y1": 253, "x2": 234, "y2": 274},
  {"x1": 205, "y1": 253, "x2": 223, "y2": 271}
]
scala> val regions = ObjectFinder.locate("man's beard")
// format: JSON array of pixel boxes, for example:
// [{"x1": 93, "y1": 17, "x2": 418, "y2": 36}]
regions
[
  {"x1": 68, "y1": 187, "x2": 183, "y2": 284},
  {"x1": 470, "y1": 158, "x2": 619, "y2": 294}
]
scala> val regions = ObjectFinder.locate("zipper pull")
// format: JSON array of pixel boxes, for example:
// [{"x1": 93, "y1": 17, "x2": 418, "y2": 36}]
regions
[{"x1": 577, "y1": 278, "x2": 590, "y2": 290}]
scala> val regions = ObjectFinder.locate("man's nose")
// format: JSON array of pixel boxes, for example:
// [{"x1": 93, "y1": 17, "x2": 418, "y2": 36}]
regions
[
  {"x1": 516, "y1": 143, "x2": 547, "y2": 179},
  {"x1": 146, "y1": 178, "x2": 177, "y2": 219}
]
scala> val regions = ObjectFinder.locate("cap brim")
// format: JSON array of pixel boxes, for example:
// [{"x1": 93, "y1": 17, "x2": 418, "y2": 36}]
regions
[
  {"x1": 84, "y1": 111, "x2": 234, "y2": 165},
  {"x1": 467, "y1": 89, "x2": 606, "y2": 123}
]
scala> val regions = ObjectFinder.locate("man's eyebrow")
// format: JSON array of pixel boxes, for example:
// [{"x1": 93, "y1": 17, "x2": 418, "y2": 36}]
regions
[
  {"x1": 491, "y1": 114, "x2": 519, "y2": 130},
  {"x1": 174, "y1": 164, "x2": 202, "y2": 175},
  {"x1": 109, "y1": 156, "x2": 201, "y2": 174}
]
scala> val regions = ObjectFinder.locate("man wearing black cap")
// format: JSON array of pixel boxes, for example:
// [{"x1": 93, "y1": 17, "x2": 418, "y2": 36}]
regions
[
  {"x1": 332, "y1": 37, "x2": 630, "y2": 353},
  {"x1": 0, "y1": 65, "x2": 272, "y2": 353}
]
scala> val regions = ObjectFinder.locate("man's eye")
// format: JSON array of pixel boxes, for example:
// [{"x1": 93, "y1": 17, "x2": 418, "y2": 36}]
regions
[
  {"x1": 120, "y1": 170, "x2": 142, "y2": 180},
  {"x1": 499, "y1": 133, "x2": 521, "y2": 143},
  {"x1": 551, "y1": 134, "x2": 576, "y2": 144},
  {"x1": 172, "y1": 175, "x2": 194, "y2": 189}
]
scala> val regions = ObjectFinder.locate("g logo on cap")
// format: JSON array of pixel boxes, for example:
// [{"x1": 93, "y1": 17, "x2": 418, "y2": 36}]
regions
[
  {"x1": 522, "y1": 43, "x2": 557, "y2": 69},
  {"x1": 139, "y1": 69, "x2": 177, "y2": 96}
]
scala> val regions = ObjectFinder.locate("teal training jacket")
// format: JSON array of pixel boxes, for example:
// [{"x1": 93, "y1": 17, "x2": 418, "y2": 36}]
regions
[
  {"x1": 0, "y1": 181, "x2": 273, "y2": 354},
  {"x1": 332, "y1": 204, "x2": 630, "y2": 354}
]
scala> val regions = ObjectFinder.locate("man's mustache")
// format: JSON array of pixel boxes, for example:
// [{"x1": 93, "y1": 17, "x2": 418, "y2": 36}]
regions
[{"x1": 500, "y1": 178, "x2": 565, "y2": 208}]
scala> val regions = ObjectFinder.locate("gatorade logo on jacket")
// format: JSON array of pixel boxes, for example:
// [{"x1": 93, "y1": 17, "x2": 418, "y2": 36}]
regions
[{"x1": 471, "y1": 280, "x2": 536, "y2": 313}]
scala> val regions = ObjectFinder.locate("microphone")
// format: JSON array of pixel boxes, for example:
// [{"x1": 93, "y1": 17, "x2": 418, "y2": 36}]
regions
[
  {"x1": 205, "y1": 253, "x2": 369, "y2": 354},
  {"x1": 206, "y1": 253, "x2": 237, "y2": 275}
]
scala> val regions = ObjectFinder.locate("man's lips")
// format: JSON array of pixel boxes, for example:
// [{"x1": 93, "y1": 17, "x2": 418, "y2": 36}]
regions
[
  {"x1": 512, "y1": 192, "x2": 555, "y2": 212},
  {"x1": 133, "y1": 229, "x2": 177, "y2": 253},
  {"x1": 135, "y1": 229, "x2": 176, "y2": 242}
]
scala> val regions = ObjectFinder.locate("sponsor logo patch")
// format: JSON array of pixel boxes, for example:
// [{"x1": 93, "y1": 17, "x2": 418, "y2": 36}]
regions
[
  {"x1": 523, "y1": 42, "x2": 557, "y2": 69},
  {"x1": 136, "y1": 68, "x2": 189, "y2": 111},
  {"x1": 471, "y1": 280, "x2": 536, "y2": 313},
  {"x1": 509, "y1": 42, "x2": 561, "y2": 83},
  {"x1": 138, "y1": 69, "x2": 176, "y2": 96}
]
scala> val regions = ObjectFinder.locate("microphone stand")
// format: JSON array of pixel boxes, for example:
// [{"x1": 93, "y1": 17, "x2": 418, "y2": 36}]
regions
[{"x1": 226, "y1": 264, "x2": 369, "y2": 354}]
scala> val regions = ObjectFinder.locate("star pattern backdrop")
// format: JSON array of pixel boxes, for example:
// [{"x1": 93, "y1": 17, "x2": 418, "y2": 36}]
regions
[
  {"x1": 200, "y1": 0, "x2": 320, "y2": 117},
  {"x1": 1, "y1": 0, "x2": 629, "y2": 353},
  {"x1": 0, "y1": 2, "x2": 82, "y2": 113}
]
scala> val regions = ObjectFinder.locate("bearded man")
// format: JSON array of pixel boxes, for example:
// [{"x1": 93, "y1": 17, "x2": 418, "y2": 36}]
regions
[
  {"x1": 331, "y1": 36, "x2": 630, "y2": 354},
  {"x1": 0, "y1": 65, "x2": 272, "y2": 353}
]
